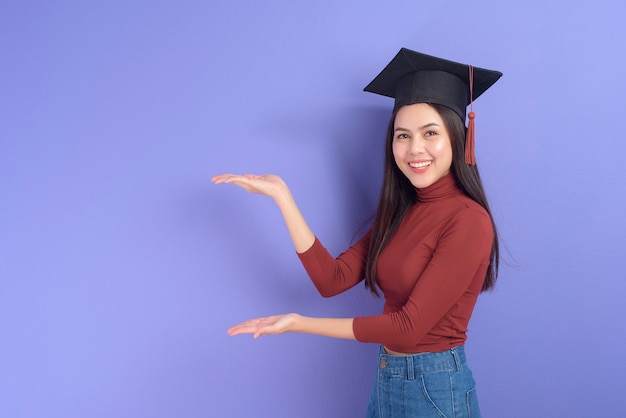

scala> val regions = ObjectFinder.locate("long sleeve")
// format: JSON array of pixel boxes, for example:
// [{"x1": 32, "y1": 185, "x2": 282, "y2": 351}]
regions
[
  {"x1": 296, "y1": 231, "x2": 371, "y2": 297},
  {"x1": 297, "y1": 173, "x2": 494, "y2": 353},
  {"x1": 353, "y1": 203, "x2": 493, "y2": 353}
]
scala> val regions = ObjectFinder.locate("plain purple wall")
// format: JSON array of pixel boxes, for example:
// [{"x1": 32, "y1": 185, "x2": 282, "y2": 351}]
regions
[{"x1": 1, "y1": 1, "x2": 625, "y2": 417}]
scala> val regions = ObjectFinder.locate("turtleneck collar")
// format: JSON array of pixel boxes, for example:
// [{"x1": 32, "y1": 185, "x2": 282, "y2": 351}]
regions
[{"x1": 415, "y1": 173, "x2": 462, "y2": 203}]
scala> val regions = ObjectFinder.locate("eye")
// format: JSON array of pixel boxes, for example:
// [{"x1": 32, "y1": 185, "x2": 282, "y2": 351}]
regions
[
  {"x1": 395, "y1": 133, "x2": 410, "y2": 140},
  {"x1": 424, "y1": 130, "x2": 438, "y2": 138}
]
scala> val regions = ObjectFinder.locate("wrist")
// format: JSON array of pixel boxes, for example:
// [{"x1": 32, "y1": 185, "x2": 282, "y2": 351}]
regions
[
  {"x1": 273, "y1": 186, "x2": 294, "y2": 207},
  {"x1": 290, "y1": 313, "x2": 306, "y2": 333}
]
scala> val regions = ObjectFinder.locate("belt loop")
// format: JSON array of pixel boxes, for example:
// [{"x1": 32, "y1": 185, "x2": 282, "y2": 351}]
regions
[
  {"x1": 406, "y1": 355, "x2": 415, "y2": 380},
  {"x1": 451, "y1": 347, "x2": 461, "y2": 372}
]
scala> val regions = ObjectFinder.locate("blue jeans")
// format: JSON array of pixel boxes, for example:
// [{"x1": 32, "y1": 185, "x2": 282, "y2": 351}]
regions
[{"x1": 366, "y1": 345, "x2": 481, "y2": 418}]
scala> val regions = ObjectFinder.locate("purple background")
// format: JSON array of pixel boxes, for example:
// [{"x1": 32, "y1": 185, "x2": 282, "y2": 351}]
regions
[{"x1": 1, "y1": 1, "x2": 625, "y2": 417}]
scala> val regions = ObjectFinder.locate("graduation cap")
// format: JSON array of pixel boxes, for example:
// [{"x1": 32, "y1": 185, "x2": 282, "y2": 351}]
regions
[{"x1": 364, "y1": 48, "x2": 502, "y2": 165}]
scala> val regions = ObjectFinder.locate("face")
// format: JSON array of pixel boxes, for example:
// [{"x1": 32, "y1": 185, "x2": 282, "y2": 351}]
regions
[{"x1": 392, "y1": 103, "x2": 453, "y2": 189}]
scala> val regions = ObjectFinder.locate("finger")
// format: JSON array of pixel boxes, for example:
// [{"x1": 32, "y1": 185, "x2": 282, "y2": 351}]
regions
[
  {"x1": 227, "y1": 319, "x2": 258, "y2": 332},
  {"x1": 253, "y1": 316, "x2": 287, "y2": 338},
  {"x1": 227, "y1": 317, "x2": 269, "y2": 335},
  {"x1": 253, "y1": 323, "x2": 279, "y2": 339},
  {"x1": 228, "y1": 325, "x2": 258, "y2": 336},
  {"x1": 227, "y1": 315, "x2": 282, "y2": 337},
  {"x1": 227, "y1": 322, "x2": 262, "y2": 336},
  {"x1": 212, "y1": 173, "x2": 263, "y2": 182},
  {"x1": 211, "y1": 174, "x2": 241, "y2": 184},
  {"x1": 215, "y1": 176, "x2": 260, "y2": 192}
]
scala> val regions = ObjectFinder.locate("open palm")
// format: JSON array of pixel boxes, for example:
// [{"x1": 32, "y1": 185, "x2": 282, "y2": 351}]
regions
[
  {"x1": 227, "y1": 313, "x2": 300, "y2": 339},
  {"x1": 211, "y1": 173, "x2": 288, "y2": 199}
]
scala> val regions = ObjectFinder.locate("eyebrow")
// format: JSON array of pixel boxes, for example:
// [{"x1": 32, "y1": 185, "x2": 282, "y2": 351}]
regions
[{"x1": 394, "y1": 122, "x2": 441, "y2": 132}]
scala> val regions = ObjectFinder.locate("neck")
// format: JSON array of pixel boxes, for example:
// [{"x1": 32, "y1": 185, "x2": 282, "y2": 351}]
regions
[{"x1": 415, "y1": 173, "x2": 461, "y2": 203}]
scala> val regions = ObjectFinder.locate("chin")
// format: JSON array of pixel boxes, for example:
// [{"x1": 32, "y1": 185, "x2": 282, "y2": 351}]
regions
[{"x1": 410, "y1": 179, "x2": 434, "y2": 189}]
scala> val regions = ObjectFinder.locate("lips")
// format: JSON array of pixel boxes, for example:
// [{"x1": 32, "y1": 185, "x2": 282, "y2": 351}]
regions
[
  {"x1": 409, "y1": 161, "x2": 433, "y2": 173},
  {"x1": 409, "y1": 161, "x2": 432, "y2": 169}
]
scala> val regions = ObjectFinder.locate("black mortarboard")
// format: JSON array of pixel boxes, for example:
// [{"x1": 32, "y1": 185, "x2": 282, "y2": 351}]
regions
[
  {"x1": 364, "y1": 48, "x2": 502, "y2": 164},
  {"x1": 364, "y1": 48, "x2": 502, "y2": 120}
]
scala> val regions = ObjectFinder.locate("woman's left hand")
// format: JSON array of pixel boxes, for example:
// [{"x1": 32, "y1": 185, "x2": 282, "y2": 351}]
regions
[{"x1": 227, "y1": 313, "x2": 301, "y2": 339}]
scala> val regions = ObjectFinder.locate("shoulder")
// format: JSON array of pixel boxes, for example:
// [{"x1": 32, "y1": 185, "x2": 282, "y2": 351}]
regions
[
  {"x1": 451, "y1": 194, "x2": 491, "y2": 220},
  {"x1": 442, "y1": 195, "x2": 493, "y2": 238}
]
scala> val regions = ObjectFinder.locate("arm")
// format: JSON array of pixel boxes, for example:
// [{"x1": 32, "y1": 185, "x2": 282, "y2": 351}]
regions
[
  {"x1": 211, "y1": 174, "x2": 314, "y2": 253},
  {"x1": 353, "y1": 209, "x2": 494, "y2": 348},
  {"x1": 227, "y1": 313, "x2": 356, "y2": 340},
  {"x1": 296, "y1": 231, "x2": 371, "y2": 297},
  {"x1": 213, "y1": 173, "x2": 369, "y2": 296}
]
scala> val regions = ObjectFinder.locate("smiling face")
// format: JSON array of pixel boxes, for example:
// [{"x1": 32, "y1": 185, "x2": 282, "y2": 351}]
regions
[{"x1": 392, "y1": 103, "x2": 453, "y2": 189}]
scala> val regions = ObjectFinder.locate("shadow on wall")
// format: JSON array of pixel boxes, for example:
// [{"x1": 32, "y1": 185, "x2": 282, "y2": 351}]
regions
[
  {"x1": 331, "y1": 105, "x2": 391, "y2": 241},
  {"x1": 229, "y1": 101, "x2": 390, "y2": 245},
  {"x1": 200, "y1": 102, "x2": 390, "y2": 311}
]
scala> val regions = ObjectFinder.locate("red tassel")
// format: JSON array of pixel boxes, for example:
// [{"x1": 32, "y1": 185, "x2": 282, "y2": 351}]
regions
[
  {"x1": 465, "y1": 111, "x2": 476, "y2": 165},
  {"x1": 465, "y1": 65, "x2": 476, "y2": 165}
]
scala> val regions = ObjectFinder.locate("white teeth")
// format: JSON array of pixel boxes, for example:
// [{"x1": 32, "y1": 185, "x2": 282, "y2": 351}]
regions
[{"x1": 409, "y1": 161, "x2": 431, "y2": 168}]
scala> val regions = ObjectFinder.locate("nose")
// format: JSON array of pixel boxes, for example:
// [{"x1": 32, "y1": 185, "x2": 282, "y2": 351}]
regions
[{"x1": 409, "y1": 137, "x2": 425, "y2": 155}]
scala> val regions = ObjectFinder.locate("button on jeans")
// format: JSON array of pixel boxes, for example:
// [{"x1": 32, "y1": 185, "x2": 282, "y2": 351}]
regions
[{"x1": 366, "y1": 345, "x2": 481, "y2": 418}]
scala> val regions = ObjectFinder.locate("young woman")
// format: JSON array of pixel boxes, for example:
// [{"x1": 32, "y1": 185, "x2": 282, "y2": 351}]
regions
[{"x1": 213, "y1": 48, "x2": 502, "y2": 417}]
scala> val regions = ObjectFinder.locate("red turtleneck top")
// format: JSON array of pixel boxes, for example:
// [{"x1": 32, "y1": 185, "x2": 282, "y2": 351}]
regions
[{"x1": 297, "y1": 173, "x2": 493, "y2": 353}]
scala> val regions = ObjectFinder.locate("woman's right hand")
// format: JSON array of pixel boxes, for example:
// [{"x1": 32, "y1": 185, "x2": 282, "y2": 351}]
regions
[
  {"x1": 211, "y1": 174, "x2": 289, "y2": 201},
  {"x1": 212, "y1": 173, "x2": 315, "y2": 253}
]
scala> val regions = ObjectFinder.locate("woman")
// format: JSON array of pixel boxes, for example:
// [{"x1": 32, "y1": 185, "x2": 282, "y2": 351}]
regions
[{"x1": 213, "y1": 48, "x2": 502, "y2": 417}]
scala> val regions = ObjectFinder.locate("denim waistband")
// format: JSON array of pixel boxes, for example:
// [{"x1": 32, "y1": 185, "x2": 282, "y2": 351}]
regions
[{"x1": 377, "y1": 345, "x2": 466, "y2": 379}]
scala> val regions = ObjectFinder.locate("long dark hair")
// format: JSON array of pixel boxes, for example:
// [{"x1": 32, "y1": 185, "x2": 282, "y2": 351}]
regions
[{"x1": 364, "y1": 103, "x2": 499, "y2": 296}]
